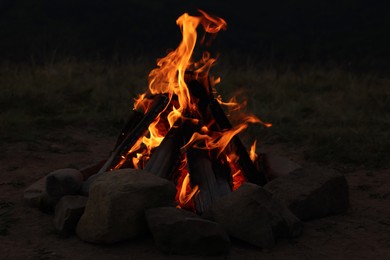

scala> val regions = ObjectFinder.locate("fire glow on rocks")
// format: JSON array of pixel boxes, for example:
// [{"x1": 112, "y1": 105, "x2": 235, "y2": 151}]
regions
[{"x1": 102, "y1": 10, "x2": 271, "y2": 211}]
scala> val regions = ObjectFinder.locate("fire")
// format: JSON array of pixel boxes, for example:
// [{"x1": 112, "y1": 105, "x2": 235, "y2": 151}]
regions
[
  {"x1": 250, "y1": 140, "x2": 258, "y2": 162},
  {"x1": 113, "y1": 10, "x2": 271, "y2": 210},
  {"x1": 181, "y1": 115, "x2": 269, "y2": 157},
  {"x1": 128, "y1": 10, "x2": 227, "y2": 168},
  {"x1": 147, "y1": 11, "x2": 226, "y2": 114}
]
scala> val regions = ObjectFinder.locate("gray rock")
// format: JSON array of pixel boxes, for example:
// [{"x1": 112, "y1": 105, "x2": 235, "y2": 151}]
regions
[
  {"x1": 146, "y1": 207, "x2": 230, "y2": 255},
  {"x1": 23, "y1": 176, "x2": 57, "y2": 212},
  {"x1": 264, "y1": 166, "x2": 349, "y2": 221},
  {"x1": 263, "y1": 153, "x2": 302, "y2": 180},
  {"x1": 207, "y1": 183, "x2": 303, "y2": 248},
  {"x1": 46, "y1": 168, "x2": 84, "y2": 198},
  {"x1": 54, "y1": 195, "x2": 88, "y2": 236},
  {"x1": 76, "y1": 169, "x2": 176, "y2": 244}
]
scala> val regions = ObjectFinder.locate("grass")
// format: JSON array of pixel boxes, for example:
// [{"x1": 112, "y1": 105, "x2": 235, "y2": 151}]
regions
[
  {"x1": 0, "y1": 57, "x2": 153, "y2": 141},
  {"x1": 216, "y1": 57, "x2": 390, "y2": 169},
  {"x1": 0, "y1": 56, "x2": 389, "y2": 169}
]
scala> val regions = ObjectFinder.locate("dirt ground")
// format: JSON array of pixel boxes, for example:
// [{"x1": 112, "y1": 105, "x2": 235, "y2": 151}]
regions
[{"x1": 1, "y1": 127, "x2": 389, "y2": 260}]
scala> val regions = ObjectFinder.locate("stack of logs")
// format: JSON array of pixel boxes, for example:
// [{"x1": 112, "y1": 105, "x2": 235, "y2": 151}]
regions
[{"x1": 79, "y1": 72, "x2": 267, "y2": 214}]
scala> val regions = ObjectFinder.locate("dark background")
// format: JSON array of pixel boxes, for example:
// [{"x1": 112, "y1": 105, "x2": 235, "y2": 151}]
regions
[{"x1": 0, "y1": 0, "x2": 389, "y2": 70}]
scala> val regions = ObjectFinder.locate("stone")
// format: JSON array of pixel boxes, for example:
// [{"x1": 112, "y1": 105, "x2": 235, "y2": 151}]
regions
[
  {"x1": 263, "y1": 153, "x2": 302, "y2": 180},
  {"x1": 46, "y1": 168, "x2": 84, "y2": 198},
  {"x1": 264, "y1": 166, "x2": 349, "y2": 221},
  {"x1": 23, "y1": 176, "x2": 57, "y2": 213},
  {"x1": 54, "y1": 195, "x2": 88, "y2": 236},
  {"x1": 207, "y1": 183, "x2": 303, "y2": 248},
  {"x1": 146, "y1": 207, "x2": 230, "y2": 255},
  {"x1": 76, "y1": 169, "x2": 176, "y2": 244},
  {"x1": 80, "y1": 173, "x2": 100, "y2": 196}
]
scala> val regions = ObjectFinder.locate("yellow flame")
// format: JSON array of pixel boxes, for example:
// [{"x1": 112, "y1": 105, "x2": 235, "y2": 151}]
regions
[
  {"x1": 128, "y1": 10, "x2": 227, "y2": 169},
  {"x1": 249, "y1": 140, "x2": 257, "y2": 162},
  {"x1": 178, "y1": 173, "x2": 199, "y2": 205}
]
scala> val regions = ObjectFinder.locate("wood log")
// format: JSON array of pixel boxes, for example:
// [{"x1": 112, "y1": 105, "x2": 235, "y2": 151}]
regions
[
  {"x1": 78, "y1": 110, "x2": 144, "y2": 181},
  {"x1": 81, "y1": 94, "x2": 169, "y2": 196},
  {"x1": 209, "y1": 99, "x2": 267, "y2": 186},
  {"x1": 113, "y1": 109, "x2": 144, "y2": 149},
  {"x1": 79, "y1": 160, "x2": 106, "y2": 181},
  {"x1": 98, "y1": 94, "x2": 169, "y2": 174},
  {"x1": 144, "y1": 123, "x2": 184, "y2": 179},
  {"x1": 186, "y1": 76, "x2": 267, "y2": 186},
  {"x1": 186, "y1": 147, "x2": 232, "y2": 214},
  {"x1": 183, "y1": 122, "x2": 232, "y2": 214}
]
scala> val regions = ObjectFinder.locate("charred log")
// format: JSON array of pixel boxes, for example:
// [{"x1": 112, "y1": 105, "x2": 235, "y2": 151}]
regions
[
  {"x1": 209, "y1": 99, "x2": 267, "y2": 186},
  {"x1": 144, "y1": 123, "x2": 184, "y2": 179},
  {"x1": 97, "y1": 94, "x2": 169, "y2": 174},
  {"x1": 79, "y1": 160, "x2": 106, "y2": 181},
  {"x1": 113, "y1": 109, "x2": 144, "y2": 149},
  {"x1": 183, "y1": 122, "x2": 232, "y2": 214},
  {"x1": 186, "y1": 76, "x2": 267, "y2": 186}
]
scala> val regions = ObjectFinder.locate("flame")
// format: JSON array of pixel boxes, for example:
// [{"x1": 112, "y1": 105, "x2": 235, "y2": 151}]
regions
[
  {"x1": 249, "y1": 140, "x2": 257, "y2": 162},
  {"x1": 226, "y1": 153, "x2": 246, "y2": 190},
  {"x1": 132, "y1": 153, "x2": 143, "y2": 169},
  {"x1": 178, "y1": 173, "x2": 199, "y2": 206},
  {"x1": 112, "y1": 10, "x2": 272, "y2": 210},
  {"x1": 175, "y1": 156, "x2": 199, "y2": 210},
  {"x1": 128, "y1": 10, "x2": 227, "y2": 170},
  {"x1": 147, "y1": 10, "x2": 226, "y2": 115},
  {"x1": 217, "y1": 96, "x2": 245, "y2": 112},
  {"x1": 181, "y1": 115, "x2": 266, "y2": 157}
]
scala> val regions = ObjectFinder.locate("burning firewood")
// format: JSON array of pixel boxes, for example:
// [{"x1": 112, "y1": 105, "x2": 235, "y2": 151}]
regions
[
  {"x1": 81, "y1": 10, "x2": 269, "y2": 209},
  {"x1": 186, "y1": 76, "x2": 268, "y2": 186},
  {"x1": 183, "y1": 121, "x2": 232, "y2": 214},
  {"x1": 98, "y1": 94, "x2": 169, "y2": 174},
  {"x1": 144, "y1": 122, "x2": 184, "y2": 179}
]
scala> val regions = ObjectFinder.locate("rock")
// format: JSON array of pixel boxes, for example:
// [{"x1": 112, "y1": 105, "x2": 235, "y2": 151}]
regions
[
  {"x1": 264, "y1": 166, "x2": 349, "y2": 221},
  {"x1": 54, "y1": 195, "x2": 88, "y2": 236},
  {"x1": 80, "y1": 173, "x2": 100, "y2": 196},
  {"x1": 46, "y1": 168, "x2": 84, "y2": 198},
  {"x1": 146, "y1": 207, "x2": 230, "y2": 255},
  {"x1": 23, "y1": 176, "x2": 57, "y2": 213},
  {"x1": 207, "y1": 183, "x2": 303, "y2": 248},
  {"x1": 76, "y1": 169, "x2": 176, "y2": 244},
  {"x1": 263, "y1": 153, "x2": 302, "y2": 180}
]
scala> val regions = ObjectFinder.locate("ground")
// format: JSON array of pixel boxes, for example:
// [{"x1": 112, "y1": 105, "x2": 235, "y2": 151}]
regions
[{"x1": 1, "y1": 127, "x2": 389, "y2": 260}]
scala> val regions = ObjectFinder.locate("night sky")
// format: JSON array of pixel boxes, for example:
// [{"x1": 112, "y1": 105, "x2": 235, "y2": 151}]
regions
[{"x1": 0, "y1": 0, "x2": 389, "y2": 69}]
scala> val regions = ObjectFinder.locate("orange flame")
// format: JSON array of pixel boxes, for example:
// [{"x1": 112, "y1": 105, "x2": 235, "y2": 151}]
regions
[
  {"x1": 178, "y1": 173, "x2": 199, "y2": 206},
  {"x1": 129, "y1": 10, "x2": 227, "y2": 170},
  {"x1": 249, "y1": 140, "x2": 258, "y2": 162},
  {"x1": 181, "y1": 115, "x2": 268, "y2": 157},
  {"x1": 115, "y1": 10, "x2": 272, "y2": 210},
  {"x1": 147, "y1": 10, "x2": 226, "y2": 115},
  {"x1": 175, "y1": 156, "x2": 199, "y2": 210},
  {"x1": 226, "y1": 153, "x2": 246, "y2": 190}
]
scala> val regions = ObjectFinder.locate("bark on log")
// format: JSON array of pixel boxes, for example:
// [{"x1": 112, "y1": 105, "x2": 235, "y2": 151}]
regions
[
  {"x1": 183, "y1": 122, "x2": 232, "y2": 214},
  {"x1": 144, "y1": 123, "x2": 184, "y2": 179},
  {"x1": 186, "y1": 148, "x2": 232, "y2": 214},
  {"x1": 186, "y1": 76, "x2": 267, "y2": 186},
  {"x1": 98, "y1": 94, "x2": 169, "y2": 174},
  {"x1": 79, "y1": 160, "x2": 106, "y2": 181},
  {"x1": 209, "y1": 99, "x2": 267, "y2": 186},
  {"x1": 113, "y1": 109, "x2": 145, "y2": 149}
]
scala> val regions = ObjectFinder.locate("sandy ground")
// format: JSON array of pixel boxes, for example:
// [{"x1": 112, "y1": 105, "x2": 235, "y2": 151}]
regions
[{"x1": 1, "y1": 127, "x2": 389, "y2": 260}]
